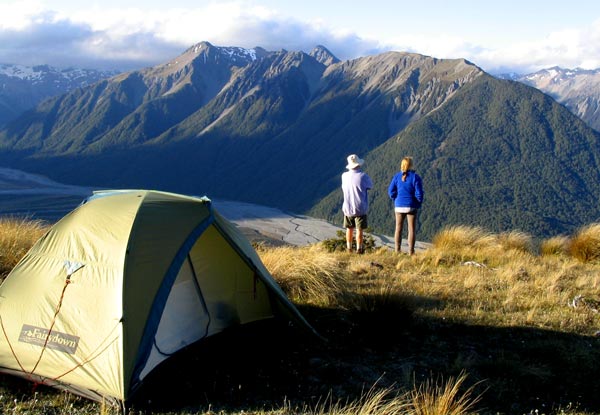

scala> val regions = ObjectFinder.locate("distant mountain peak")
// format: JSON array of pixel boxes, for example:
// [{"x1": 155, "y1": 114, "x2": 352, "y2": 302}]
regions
[
  {"x1": 511, "y1": 65, "x2": 600, "y2": 131},
  {"x1": 150, "y1": 41, "x2": 263, "y2": 80},
  {"x1": 183, "y1": 41, "x2": 269, "y2": 63},
  {"x1": 0, "y1": 63, "x2": 118, "y2": 127},
  {"x1": 309, "y1": 45, "x2": 340, "y2": 66},
  {"x1": 0, "y1": 63, "x2": 117, "y2": 82},
  {"x1": 523, "y1": 66, "x2": 600, "y2": 83}
]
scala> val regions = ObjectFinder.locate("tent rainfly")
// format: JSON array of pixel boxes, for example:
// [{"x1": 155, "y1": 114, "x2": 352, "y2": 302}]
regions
[{"x1": 0, "y1": 190, "x2": 315, "y2": 406}]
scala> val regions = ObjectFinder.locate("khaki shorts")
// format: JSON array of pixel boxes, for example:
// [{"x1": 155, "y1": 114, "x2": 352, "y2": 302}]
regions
[{"x1": 344, "y1": 215, "x2": 368, "y2": 229}]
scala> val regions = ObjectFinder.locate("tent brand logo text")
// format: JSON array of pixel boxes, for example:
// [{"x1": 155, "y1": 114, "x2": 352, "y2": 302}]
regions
[{"x1": 18, "y1": 325, "x2": 79, "y2": 354}]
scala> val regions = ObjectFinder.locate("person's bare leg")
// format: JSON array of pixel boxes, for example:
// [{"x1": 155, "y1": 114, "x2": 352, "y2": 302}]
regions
[
  {"x1": 346, "y1": 227, "x2": 354, "y2": 252},
  {"x1": 356, "y1": 226, "x2": 364, "y2": 253},
  {"x1": 407, "y1": 213, "x2": 417, "y2": 255},
  {"x1": 394, "y1": 212, "x2": 405, "y2": 253}
]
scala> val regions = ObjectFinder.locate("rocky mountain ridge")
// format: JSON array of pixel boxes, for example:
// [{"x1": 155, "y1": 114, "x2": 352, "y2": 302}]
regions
[
  {"x1": 0, "y1": 63, "x2": 118, "y2": 127},
  {"x1": 504, "y1": 66, "x2": 600, "y2": 131},
  {"x1": 0, "y1": 41, "x2": 482, "y2": 160}
]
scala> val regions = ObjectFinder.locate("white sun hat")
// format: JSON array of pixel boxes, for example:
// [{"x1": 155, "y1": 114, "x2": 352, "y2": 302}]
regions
[{"x1": 346, "y1": 154, "x2": 364, "y2": 169}]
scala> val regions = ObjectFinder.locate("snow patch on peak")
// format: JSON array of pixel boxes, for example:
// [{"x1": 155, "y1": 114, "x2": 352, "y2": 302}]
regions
[
  {"x1": 523, "y1": 67, "x2": 600, "y2": 85},
  {"x1": 188, "y1": 42, "x2": 260, "y2": 62},
  {"x1": 0, "y1": 64, "x2": 42, "y2": 80},
  {"x1": 221, "y1": 46, "x2": 258, "y2": 61},
  {"x1": 0, "y1": 63, "x2": 118, "y2": 83}
]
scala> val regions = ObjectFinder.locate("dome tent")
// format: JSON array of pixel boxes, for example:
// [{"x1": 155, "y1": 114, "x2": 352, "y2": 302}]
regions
[{"x1": 0, "y1": 190, "x2": 314, "y2": 406}]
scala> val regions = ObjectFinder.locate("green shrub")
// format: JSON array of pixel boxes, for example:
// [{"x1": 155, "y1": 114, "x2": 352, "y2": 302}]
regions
[{"x1": 321, "y1": 229, "x2": 376, "y2": 253}]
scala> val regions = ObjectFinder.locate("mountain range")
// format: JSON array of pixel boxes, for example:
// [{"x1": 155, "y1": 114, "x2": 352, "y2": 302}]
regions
[
  {"x1": 0, "y1": 64, "x2": 118, "y2": 128},
  {"x1": 1, "y1": 42, "x2": 599, "y2": 241},
  {"x1": 4, "y1": 60, "x2": 599, "y2": 133},
  {"x1": 502, "y1": 67, "x2": 600, "y2": 132}
]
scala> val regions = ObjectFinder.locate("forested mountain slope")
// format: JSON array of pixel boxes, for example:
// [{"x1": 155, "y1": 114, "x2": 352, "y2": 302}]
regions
[{"x1": 310, "y1": 76, "x2": 600, "y2": 240}]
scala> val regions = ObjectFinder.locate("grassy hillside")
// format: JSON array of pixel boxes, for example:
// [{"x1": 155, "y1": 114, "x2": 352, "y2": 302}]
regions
[
  {"x1": 310, "y1": 75, "x2": 600, "y2": 241},
  {"x1": 1, "y1": 217, "x2": 599, "y2": 414}
]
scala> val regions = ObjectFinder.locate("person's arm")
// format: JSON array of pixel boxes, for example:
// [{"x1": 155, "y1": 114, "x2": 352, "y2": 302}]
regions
[
  {"x1": 388, "y1": 175, "x2": 397, "y2": 199},
  {"x1": 365, "y1": 174, "x2": 373, "y2": 190},
  {"x1": 414, "y1": 174, "x2": 424, "y2": 204}
]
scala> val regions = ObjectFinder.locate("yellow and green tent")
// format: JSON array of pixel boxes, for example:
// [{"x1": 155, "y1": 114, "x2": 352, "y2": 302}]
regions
[{"x1": 0, "y1": 190, "x2": 314, "y2": 406}]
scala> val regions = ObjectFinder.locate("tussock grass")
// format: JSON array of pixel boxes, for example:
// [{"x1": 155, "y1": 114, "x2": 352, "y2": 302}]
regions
[
  {"x1": 310, "y1": 386, "x2": 409, "y2": 415},
  {"x1": 432, "y1": 226, "x2": 533, "y2": 255},
  {"x1": 540, "y1": 235, "x2": 571, "y2": 256},
  {"x1": 0, "y1": 217, "x2": 47, "y2": 280},
  {"x1": 496, "y1": 230, "x2": 533, "y2": 253},
  {"x1": 569, "y1": 223, "x2": 600, "y2": 263},
  {"x1": 428, "y1": 226, "x2": 534, "y2": 267},
  {"x1": 431, "y1": 226, "x2": 492, "y2": 251},
  {"x1": 407, "y1": 372, "x2": 479, "y2": 415},
  {"x1": 259, "y1": 245, "x2": 350, "y2": 306},
  {"x1": 309, "y1": 374, "x2": 478, "y2": 415}
]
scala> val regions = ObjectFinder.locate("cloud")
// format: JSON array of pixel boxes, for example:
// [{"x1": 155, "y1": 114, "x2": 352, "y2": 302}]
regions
[
  {"x1": 211, "y1": 14, "x2": 383, "y2": 60},
  {"x1": 1, "y1": 0, "x2": 600, "y2": 74},
  {"x1": 0, "y1": 2, "x2": 183, "y2": 69},
  {"x1": 460, "y1": 19, "x2": 600, "y2": 74},
  {"x1": 0, "y1": 0, "x2": 387, "y2": 70}
]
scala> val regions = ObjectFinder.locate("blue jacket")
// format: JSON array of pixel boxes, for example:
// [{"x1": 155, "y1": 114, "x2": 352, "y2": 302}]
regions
[{"x1": 388, "y1": 170, "x2": 424, "y2": 209}]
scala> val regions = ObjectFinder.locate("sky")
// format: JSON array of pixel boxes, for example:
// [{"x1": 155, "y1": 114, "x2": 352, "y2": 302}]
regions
[{"x1": 2, "y1": 0, "x2": 600, "y2": 74}]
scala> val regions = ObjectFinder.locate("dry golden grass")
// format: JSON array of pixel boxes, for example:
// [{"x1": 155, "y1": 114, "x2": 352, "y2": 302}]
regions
[
  {"x1": 407, "y1": 372, "x2": 480, "y2": 415},
  {"x1": 569, "y1": 223, "x2": 600, "y2": 263},
  {"x1": 262, "y1": 224, "x2": 600, "y2": 337},
  {"x1": 310, "y1": 386, "x2": 409, "y2": 415},
  {"x1": 0, "y1": 217, "x2": 47, "y2": 280},
  {"x1": 431, "y1": 226, "x2": 493, "y2": 251},
  {"x1": 259, "y1": 245, "x2": 351, "y2": 306},
  {"x1": 399, "y1": 244, "x2": 599, "y2": 332},
  {"x1": 496, "y1": 230, "x2": 533, "y2": 253},
  {"x1": 540, "y1": 235, "x2": 571, "y2": 256},
  {"x1": 432, "y1": 226, "x2": 533, "y2": 254},
  {"x1": 258, "y1": 225, "x2": 599, "y2": 343},
  {"x1": 428, "y1": 226, "x2": 535, "y2": 268},
  {"x1": 308, "y1": 374, "x2": 478, "y2": 415}
]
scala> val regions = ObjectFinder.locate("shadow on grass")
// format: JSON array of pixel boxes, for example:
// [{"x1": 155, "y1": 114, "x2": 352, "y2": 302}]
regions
[
  {"x1": 125, "y1": 292, "x2": 600, "y2": 415},
  {"x1": 0, "y1": 293, "x2": 597, "y2": 414}
]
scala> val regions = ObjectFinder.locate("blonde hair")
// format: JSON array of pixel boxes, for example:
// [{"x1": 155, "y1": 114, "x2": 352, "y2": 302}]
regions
[{"x1": 400, "y1": 157, "x2": 413, "y2": 182}]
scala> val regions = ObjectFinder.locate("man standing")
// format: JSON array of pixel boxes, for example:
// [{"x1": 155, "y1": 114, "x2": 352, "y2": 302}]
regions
[{"x1": 341, "y1": 154, "x2": 373, "y2": 254}]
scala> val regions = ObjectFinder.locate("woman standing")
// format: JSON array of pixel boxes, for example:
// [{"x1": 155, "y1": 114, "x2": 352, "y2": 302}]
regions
[{"x1": 388, "y1": 157, "x2": 424, "y2": 255}]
